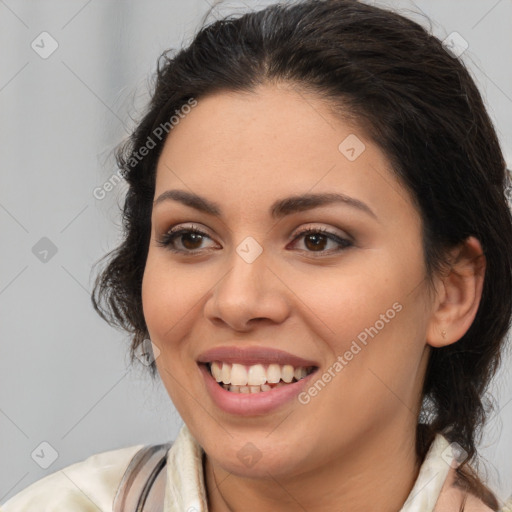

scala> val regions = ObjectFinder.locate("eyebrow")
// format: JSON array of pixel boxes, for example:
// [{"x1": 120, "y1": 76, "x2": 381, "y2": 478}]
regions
[{"x1": 153, "y1": 189, "x2": 377, "y2": 220}]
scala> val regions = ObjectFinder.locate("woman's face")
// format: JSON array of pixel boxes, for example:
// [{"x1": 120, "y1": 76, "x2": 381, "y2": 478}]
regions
[{"x1": 142, "y1": 83, "x2": 434, "y2": 479}]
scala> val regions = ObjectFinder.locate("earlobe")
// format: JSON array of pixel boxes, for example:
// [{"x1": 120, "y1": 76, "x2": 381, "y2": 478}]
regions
[{"x1": 426, "y1": 236, "x2": 486, "y2": 349}]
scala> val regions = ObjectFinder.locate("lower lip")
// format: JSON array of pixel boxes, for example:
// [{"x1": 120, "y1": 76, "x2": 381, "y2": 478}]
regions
[{"x1": 199, "y1": 363, "x2": 317, "y2": 416}]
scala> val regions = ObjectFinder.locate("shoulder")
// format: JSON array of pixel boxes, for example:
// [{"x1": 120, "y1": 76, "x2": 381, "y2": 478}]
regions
[
  {"x1": 434, "y1": 464, "x2": 501, "y2": 512},
  {"x1": 435, "y1": 488, "x2": 496, "y2": 511},
  {"x1": 0, "y1": 444, "x2": 144, "y2": 512}
]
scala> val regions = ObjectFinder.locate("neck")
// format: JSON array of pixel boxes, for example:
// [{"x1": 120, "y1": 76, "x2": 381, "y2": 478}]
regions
[{"x1": 204, "y1": 420, "x2": 423, "y2": 512}]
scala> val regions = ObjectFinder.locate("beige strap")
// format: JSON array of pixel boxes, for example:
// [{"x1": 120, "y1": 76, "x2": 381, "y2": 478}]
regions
[{"x1": 113, "y1": 442, "x2": 172, "y2": 512}]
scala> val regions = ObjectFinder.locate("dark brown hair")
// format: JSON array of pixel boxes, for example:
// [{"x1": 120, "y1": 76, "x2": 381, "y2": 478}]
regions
[{"x1": 91, "y1": 1, "x2": 512, "y2": 508}]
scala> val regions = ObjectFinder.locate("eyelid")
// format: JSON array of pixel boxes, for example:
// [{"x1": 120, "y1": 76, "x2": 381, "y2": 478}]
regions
[
  {"x1": 291, "y1": 223, "x2": 350, "y2": 240},
  {"x1": 161, "y1": 222, "x2": 214, "y2": 240},
  {"x1": 157, "y1": 222, "x2": 353, "y2": 254},
  {"x1": 159, "y1": 222, "x2": 347, "y2": 241},
  {"x1": 288, "y1": 224, "x2": 353, "y2": 253},
  {"x1": 170, "y1": 222, "x2": 213, "y2": 236},
  {"x1": 155, "y1": 223, "x2": 219, "y2": 251}
]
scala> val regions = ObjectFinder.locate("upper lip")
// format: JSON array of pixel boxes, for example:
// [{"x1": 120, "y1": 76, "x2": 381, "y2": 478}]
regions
[{"x1": 197, "y1": 346, "x2": 319, "y2": 367}]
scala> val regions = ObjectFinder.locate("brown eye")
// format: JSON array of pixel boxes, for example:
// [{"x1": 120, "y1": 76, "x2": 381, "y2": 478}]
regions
[
  {"x1": 303, "y1": 233, "x2": 329, "y2": 251},
  {"x1": 156, "y1": 225, "x2": 219, "y2": 253},
  {"x1": 180, "y1": 232, "x2": 205, "y2": 250},
  {"x1": 290, "y1": 227, "x2": 352, "y2": 255}
]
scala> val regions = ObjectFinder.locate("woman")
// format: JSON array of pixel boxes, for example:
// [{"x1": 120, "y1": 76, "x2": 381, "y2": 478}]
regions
[{"x1": 2, "y1": 0, "x2": 511, "y2": 510}]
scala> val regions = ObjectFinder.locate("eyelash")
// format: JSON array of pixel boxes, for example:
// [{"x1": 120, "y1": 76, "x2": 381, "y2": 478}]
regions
[{"x1": 156, "y1": 224, "x2": 353, "y2": 256}]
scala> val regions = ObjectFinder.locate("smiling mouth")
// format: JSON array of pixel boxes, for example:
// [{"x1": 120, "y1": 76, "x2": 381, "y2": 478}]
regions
[{"x1": 205, "y1": 361, "x2": 317, "y2": 394}]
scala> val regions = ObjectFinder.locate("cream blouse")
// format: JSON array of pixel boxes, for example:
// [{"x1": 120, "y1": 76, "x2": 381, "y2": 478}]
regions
[{"x1": 1, "y1": 425, "x2": 508, "y2": 511}]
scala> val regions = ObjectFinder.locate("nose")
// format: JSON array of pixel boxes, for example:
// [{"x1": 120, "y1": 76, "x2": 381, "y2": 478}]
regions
[{"x1": 204, "y1": 247, "x2": 291, "y2": 332}]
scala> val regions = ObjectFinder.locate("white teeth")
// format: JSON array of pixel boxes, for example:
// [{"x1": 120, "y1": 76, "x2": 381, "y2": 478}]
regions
[
  {"x1": 230, "y1": 364, "x2": 248, "y2": 386},
  {"x1": 208, "y1": 361, "x2": 314, "y2": 390},
  {"x1": 247, "y1": 364, "x2": 266, "y2": 386},
  {"x1": 266, "y1": 364, "x2": 281, "y2": 384},
  {"x1": 221, "y1": 363, "x2": 231, "y2": 384},
  {"x1": 294, "y1": 367, "x2": 307, "y2": 380},
  {"x1": 211, "y1": 361, "x2": 222, "y2": 382},
  {"x1": 281, "y1": 365, "x2": 294, "y2": 383},
  {"x1": 221, "y1": 381, "x2": 300, "y2": 394}
]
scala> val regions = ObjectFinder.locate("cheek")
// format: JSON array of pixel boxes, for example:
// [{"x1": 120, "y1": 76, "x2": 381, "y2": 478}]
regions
[
  {"x1": 141, "y1": 254, "x2": 204, "y2": 343},
  {"x1": 284, "y1": 256, "x2": 408, "y2": 347},
  {"x1": 289, "y1": 252, "x2": 426, "y2": 390},
  {"x1": 141, "y1": 256, "x2": 205, "y2": 411}
]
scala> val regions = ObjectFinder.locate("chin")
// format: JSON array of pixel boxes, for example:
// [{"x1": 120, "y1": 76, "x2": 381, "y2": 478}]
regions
[{"x1": 205, "y1": 435, "x2": 306, "y2": 479}]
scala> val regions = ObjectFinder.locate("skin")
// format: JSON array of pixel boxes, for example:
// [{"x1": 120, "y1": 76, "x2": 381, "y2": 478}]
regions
[{"x1": 141, "y1": 82, "x2": 486, "y2": 512}]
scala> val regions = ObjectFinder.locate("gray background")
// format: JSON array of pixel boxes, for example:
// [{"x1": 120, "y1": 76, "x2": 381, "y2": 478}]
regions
[{"x1": 1, "y1": 0, "x2": 511, "y2": 506}]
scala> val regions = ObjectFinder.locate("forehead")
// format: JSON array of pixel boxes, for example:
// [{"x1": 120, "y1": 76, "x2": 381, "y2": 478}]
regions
[
  {"x1": 153, "y1": 83, "x2": 416, "y2": 225},
  {"x1": 157, "y1": 84, "x2": 359, "y2": 176}
]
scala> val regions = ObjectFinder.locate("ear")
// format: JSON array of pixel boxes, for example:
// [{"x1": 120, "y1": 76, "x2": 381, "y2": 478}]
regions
[{"x1": 426, "y1": 236, "x2": 486, "y2": 348}]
